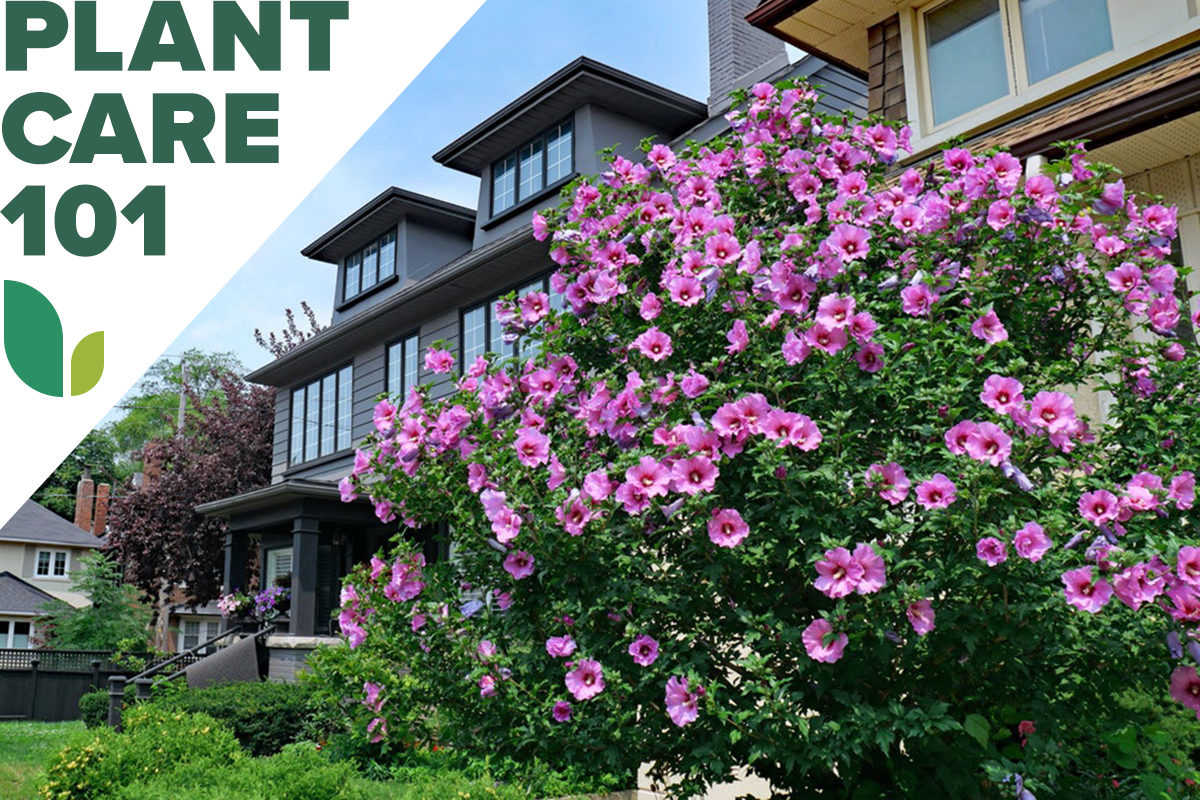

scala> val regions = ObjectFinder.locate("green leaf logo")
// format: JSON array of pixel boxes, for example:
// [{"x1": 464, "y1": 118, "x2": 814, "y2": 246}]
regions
[{"x1": 3, "y1": 281, "x2": 105, "y2": 397}]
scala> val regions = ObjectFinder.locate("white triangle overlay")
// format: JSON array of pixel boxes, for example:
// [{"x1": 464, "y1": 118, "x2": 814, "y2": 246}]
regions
[{"x1": 0, "y1": 0, "x2": 486, "y2": 526}]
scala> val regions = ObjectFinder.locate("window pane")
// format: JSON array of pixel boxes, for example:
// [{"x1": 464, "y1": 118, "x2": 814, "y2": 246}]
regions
[
  {"x1": 1020, "y1": 0, "x2": 1111, "y2": 84},
  {"x1": 404, "y1": 335, "x2": 420, "y2": 395},
  {"x1": 290, "y1": 388, "x2": 305, "y2": 465},
  {"x1": 337, "y1": 366, "x2": 353, "y2": 452},
  {"x1": 36, "y1": 552, "x2": 50, "y2": 576},
  {"x1": 546, "y1": 120, "x2": 573, "y2": 185},
  {"x1": 926, "y1": 0, "x2": 1009, "y2": 125},
  {"x1": 462, "y1": 306, "x2": 486, "y2": 367},
  {"x1": 387, "y1": 341, "x2": 402, "y2": 398},
  {"x1": 519, "y1": 139, "x2": 545, "y2": 201},
  {"x1": 304, "y1": 380, "x2": 321, "y2": 462},
  {"x1": 489, "y1": 300, "x2": 507, "y2": 360},
  {"x1": 13, "y1": 622, "x2": 30, "y2": 649},
  {"x1": 379, "y1": 231, "x2": 397, "y2": 280},
  {"x1": 492, "y1": 155, "x2": 517, "y2": 216},
  {"x1": 344, "y1": 253, "x2": 361, "y2": 301},
  {"x1": 183, "y1": 621, "x2": 199, "y2": 651},
  {"x1": 53, "y1": 552, "x2": 66, "y2": 577},
  {"x1": 361, "y1": 241, "x2": 379, "y2": 291},
  {"x1": 0, "y1": 621, "x2": 8, "y2": 648},
  {"x1": 266, "y1": 548, "x2": 294, "y2": 586},
  {"x1": 320, "y1": 373, "x2": 337, "y2": 457}
]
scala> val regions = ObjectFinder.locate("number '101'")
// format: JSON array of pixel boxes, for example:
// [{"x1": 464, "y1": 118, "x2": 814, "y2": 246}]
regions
[{"x1": 2, "y1": 185, "x2": 165, "y2": 257}]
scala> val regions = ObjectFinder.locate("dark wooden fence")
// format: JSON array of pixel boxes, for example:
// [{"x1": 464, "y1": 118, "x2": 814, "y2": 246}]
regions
[{"x1": 0, "y1": 650, "x2": 202, "y2": 722}]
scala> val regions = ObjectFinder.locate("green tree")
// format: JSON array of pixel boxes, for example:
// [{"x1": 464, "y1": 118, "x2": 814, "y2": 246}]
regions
[
  {"x1": 33, "y1": 429, "x2": 126, "y2": 521},
  {"x1": 41, "y1": 552, "x2": 152, "y2": 650}
]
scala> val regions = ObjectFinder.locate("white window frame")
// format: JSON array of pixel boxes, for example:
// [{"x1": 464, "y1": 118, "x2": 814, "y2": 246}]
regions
[
  {"x1": 34, "y1": 549, "x2": 70, "y2": 580},
  {"x1": 177, "y1": 619, "x2": 223, "y2": 654},
  {"x1": 899, "y1": 0, "x2": 1200, "y2": 155},
  {"x1": 0, "y1": 618, "x2": 34, "y2": 649},
  {"x1": 265, "y1": 547, "x2": 293, "y2": 588}
]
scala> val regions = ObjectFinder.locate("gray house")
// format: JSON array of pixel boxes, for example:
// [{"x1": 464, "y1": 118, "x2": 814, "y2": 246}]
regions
[{"x1": 198, "y1": 0, "x2": 865, "y2": 671}]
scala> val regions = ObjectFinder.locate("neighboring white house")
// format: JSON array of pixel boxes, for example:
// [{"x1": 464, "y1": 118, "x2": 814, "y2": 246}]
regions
[{"x1": 0, "y1": 500, "x2": 104, "y2": 610}]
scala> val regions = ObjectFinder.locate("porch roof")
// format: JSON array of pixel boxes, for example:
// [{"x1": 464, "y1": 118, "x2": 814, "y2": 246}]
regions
[{"x1": 196, "y1": 479, "x2": 381, "y2": 532}]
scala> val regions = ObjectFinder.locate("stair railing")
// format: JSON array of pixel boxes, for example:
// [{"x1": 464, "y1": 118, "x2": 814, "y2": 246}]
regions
[{"x1": 106, "y1": 624, "x2": 277, "y2": 730}]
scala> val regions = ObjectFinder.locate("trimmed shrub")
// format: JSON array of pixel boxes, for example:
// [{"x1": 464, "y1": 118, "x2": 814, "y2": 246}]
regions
[
  {"x1": 111, "y1": 744, "x2": 366, "y2": 800},
  {"x1": 77, "y1": 689, "x2": 108, "y2": 729},
  {"x1": 40, "y1": 706, "x2": 241, "y2": 799},
  {"x1": 151, "y1": 680, "x2": 326, "y2": 756}
]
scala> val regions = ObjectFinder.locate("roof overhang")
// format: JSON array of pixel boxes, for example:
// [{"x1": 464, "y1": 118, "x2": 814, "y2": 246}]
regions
[
  {"x1": 302, "y1": 188, "x2": 475, "y2": 265},
  {"x1": 746, "y1": 0, "x2": 897, "y2": 77},
  {"x1": 196, "y1": 479, "x2": 346, "y2": 518},
  {"x1": 433, "y1": 56, "x2": 707, "y2": 176},
  {"x1": 196, "y1": 479, "x2": 382, "y2": 531},
  {"x1": 0, "y1": 536, "x2": 99, "y2": 549},
  {"x1": 247, "y1": 224, "x2": 547, "y2": 387}
]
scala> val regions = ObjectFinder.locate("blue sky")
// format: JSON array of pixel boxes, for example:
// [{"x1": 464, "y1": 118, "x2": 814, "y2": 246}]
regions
[{"x1": 167, "y1": 0, "x2": 714, "y2": 374}]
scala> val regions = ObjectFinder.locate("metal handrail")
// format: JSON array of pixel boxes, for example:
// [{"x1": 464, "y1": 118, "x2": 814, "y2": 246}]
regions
[
  {"x1": 107, "y1": 623, "x2": 277, "y2": 730},
  {"x1": 153, "y1": 624, "x2": 277, "y2": 687}
]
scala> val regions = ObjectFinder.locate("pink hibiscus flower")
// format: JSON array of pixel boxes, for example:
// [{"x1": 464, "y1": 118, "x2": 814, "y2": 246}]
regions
[
  {"x1": 665, "y1": 676, "x2": 700, "y2": 727},
  {"x1": 708, "y1": 508, "x2": 749, "y2": 547},
  {"x1": 1062, "y1": 567, "x2": 1113, "y2": 613},
  {"x1": 906, "y1": 600, "x2": 936, "y2": 636},
  {"x1": 814, "y1": 547, "x2": 864, "y2": 598},
  {"x1": 976, "y1": 537, "x2": 1008, "y2": 567},
  {"x1": 565, "y1": 659, "x2": 605, "y2": 701},
  {"x1": 802, "y1": 618, "x2": 848, "y2": 663},
  {"x1": 915, "y1": 473, "x2": 957, "y2": 509},
  {"x1": 1012, "y1": 522, "x2": 1051, "y2": 562}
]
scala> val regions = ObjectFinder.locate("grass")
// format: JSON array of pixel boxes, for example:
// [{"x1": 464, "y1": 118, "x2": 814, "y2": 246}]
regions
[{"x1": 0, "y1": 720, "x2": 83, "y2": 800}]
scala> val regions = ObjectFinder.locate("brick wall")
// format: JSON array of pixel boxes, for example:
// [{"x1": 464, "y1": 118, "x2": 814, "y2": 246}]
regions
[
  {"x1": 868, "y1": 15, "x2": 908, "y2": 122},
  {"x1": 708, "y1": 0, "x2": 787, "y2": 113}
]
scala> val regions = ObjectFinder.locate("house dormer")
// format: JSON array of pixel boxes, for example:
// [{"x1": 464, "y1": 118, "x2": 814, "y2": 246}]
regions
[
  {"x1": 748, "y1": 0, "x2": 1200, "y2": 159},
  {"x1": 432, "y1": 57, "x2": 708, "y2": 248},
  {"x1": 301, "y1": 188, "x2": 475, "y2": 325}
]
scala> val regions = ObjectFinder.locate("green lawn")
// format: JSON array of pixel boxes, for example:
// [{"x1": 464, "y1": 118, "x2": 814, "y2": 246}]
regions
[{"x1": 0, "y1": 720, "x2": 83, "y2": 800}]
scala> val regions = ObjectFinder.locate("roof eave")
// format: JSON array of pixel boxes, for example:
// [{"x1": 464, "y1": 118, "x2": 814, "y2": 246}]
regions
[
  {"x1": 744, "y1": 0, "x2": 870, "y2": 79},
  {"x1": 246, "y1": 224, "x2": 535, "y2": 385},
  {"x1": 301, "y1": 188, "x2": 476, "y2": 264},
  {"x1": 433, "y1": 56, "x2": 707, "y2": 175}
]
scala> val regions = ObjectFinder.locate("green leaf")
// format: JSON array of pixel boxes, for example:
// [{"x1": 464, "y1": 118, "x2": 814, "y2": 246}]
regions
[
  {"x1": 71, "y1": 331, "x2": 104, "y2": 396},
  {"x1": 963, "y1": 714, "x2": 990, "y2": 749},
  {"x1": 3, "y1": 280, "x2": 64, "y2": 397}
]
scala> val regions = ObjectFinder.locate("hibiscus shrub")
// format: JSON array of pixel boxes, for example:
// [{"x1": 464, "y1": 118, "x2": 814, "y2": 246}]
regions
[{"x1": 332, "y1": 80, "x2": 1200, "y2": 798}]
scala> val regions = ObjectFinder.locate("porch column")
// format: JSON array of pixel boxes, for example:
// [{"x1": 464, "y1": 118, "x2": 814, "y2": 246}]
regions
[
  {"x1": 222, "y1": 530, "x2": 248, "y2": 595},
  {"x1": 291, "y1": 517, "x2": 320, "y2": 636}
]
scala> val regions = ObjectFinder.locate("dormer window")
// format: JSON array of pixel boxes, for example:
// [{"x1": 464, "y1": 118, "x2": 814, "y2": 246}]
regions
[
  {"x1": 921, "y1": 0, "x2": 1113, "y2": 127},
  {"x1": 491, "y1": 118, "x2": 574, "y2": 217},
  {"x1": 343, "y1": 229, "x2": 397, "y2": 303}
]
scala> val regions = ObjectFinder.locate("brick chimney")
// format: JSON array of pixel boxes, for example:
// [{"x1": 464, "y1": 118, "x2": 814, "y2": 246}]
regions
[
  {"x1": 92, "y1": 483, "x2": 111, "y2": 537},
  {"x1": 74, "y1": 467, "x2": 95, "y2": 532},
  {"x1": 708, "y1": 0, "x2": 789, "y2": 115}
]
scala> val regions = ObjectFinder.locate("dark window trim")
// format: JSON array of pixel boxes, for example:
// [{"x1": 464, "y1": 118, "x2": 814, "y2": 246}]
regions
[
  {"x1": 341, "y1": 227, "x2": 399, "y2": 305},
  {"x1": 458, "y1": 271, "x2": 555, "y2": 373},
  {"x1": 385, "y1": 330, "x2": 422, "y2": 399},
  {"x1": 489, "y1": 116, "x2": 575, "y2": 220},
  {"x1": 287, "y1": 362, "x2": 354, "y2": 468},
  {"x1": 335, "y1": 273, "x2": 399, "y2": 313},
  {"x1": 481, "y1": 172, "x2": 578, "y2": 231}
]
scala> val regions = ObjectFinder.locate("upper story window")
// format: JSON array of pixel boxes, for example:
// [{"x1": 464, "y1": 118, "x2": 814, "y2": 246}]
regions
[
  {"x1": 35, "y1": 549, "x2": 68, "y2": 579},
  {"x1": 491, "y1": 118, "x2": 574, "y2": 217},
  {"x1": 289, "y1": 365, "x2": 353, "y2": 466},
  {"x1": 921, "y1": 0, "x2": 1112, "y2": 126},
  {"x1": 461, "y1": 275, "x2": 564, "y2": 369},
  {"x1": 387, "y1": 333, "x2": 421, "y2": 400},
  {"x1": 343, "y1": 229, "x2": 397, "y2": 304}
]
